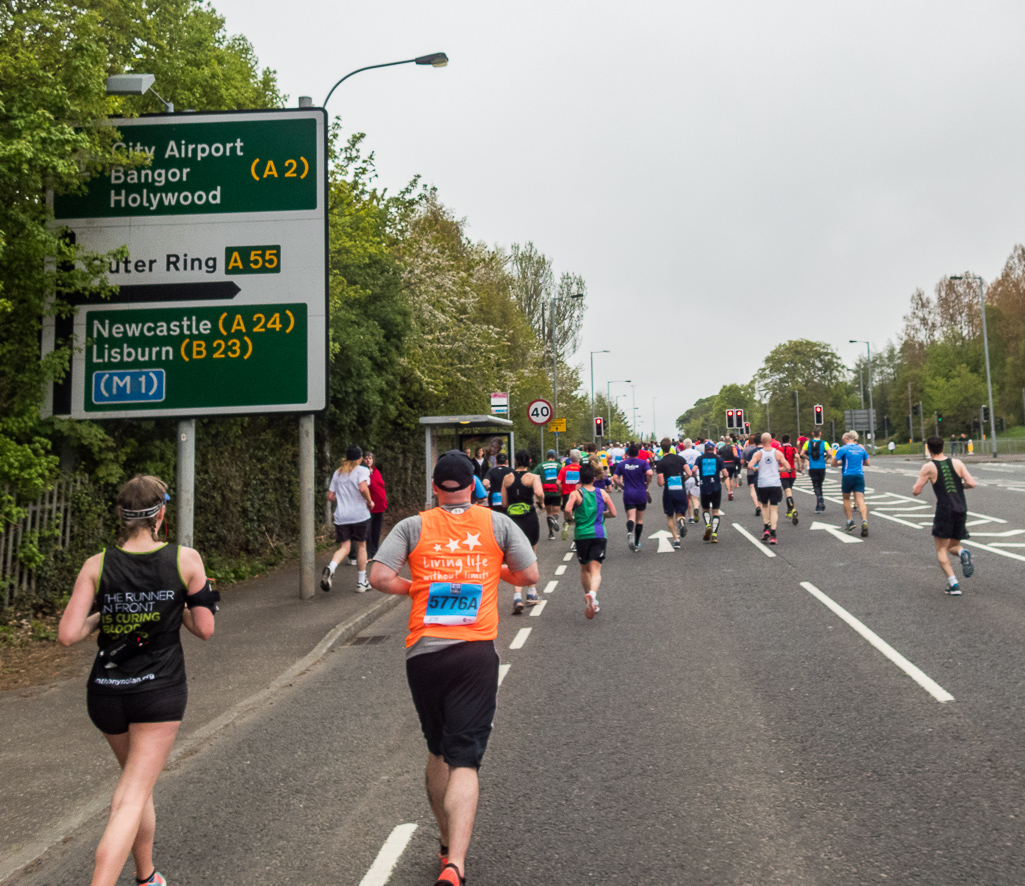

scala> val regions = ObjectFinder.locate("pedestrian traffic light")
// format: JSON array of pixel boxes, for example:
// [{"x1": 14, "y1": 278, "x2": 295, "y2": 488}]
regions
[
  {"x1": 594, "y1": 416, "x2": 604, "y2": 437},
  {"x1": 982, "y1": 405, "x2": 990, "y2": 422},
  {"x1": 744, "y1": 421, "x2": 751, "y2": 433},
  {"x1": 726, "y1": 409, "x2": 735, "y2": 429},
  {"x1": 813, "y1": 404, "x2": 823, "y2": 425},
  {"x1": 735, "y1": 408, "x2": 744, "y2": 428}
]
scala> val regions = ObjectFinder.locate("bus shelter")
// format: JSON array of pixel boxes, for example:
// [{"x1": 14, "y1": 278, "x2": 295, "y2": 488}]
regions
[{"x1": 420, "y1": 415, "x2": 515, "y2": 508}]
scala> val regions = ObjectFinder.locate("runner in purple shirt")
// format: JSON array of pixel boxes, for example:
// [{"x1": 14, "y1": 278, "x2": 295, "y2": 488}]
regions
[{"x1": 613, "y1": 443, "x2": 653, "y2": 552}]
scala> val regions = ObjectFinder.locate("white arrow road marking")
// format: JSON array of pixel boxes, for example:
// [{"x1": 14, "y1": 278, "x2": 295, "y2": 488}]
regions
[
  {"x1": 543, "y1": 581, "x2": 559, "y2": 594},
  {"x1": 647, "y1": 529, "x2": 677, "y2": 553},
  {"x1": 810, "y1": 521, "x2": 863, "y2": 543},
  {"x1": 358, "y1": 823, "x2": 418, "y2": 886},
  {"x1": 963, "y1": 541, "x2": 1025, "y2": 563},
  {"x1": 800, "y1": 582, "x2": 954, "y2": 703},
  {"x1": 510, "y1": 628, "x2": 532, "y2": 649},
  {"x1": 970, "y1": 529, "x2": 1025, "y2": 537},
  {"x1": 732, "y1": 522, "x2": 776, "y2": 558},
  {"x1": 873, "y1": 512, "x2": 924, "y2": 529}
]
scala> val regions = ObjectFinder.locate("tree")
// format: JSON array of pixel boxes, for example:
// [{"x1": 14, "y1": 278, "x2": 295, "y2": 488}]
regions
[{"x1": 756, "y1": 340, "x2": 850, "y2": 436}]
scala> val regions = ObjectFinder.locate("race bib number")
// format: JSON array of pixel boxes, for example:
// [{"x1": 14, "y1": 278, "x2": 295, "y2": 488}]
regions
[
  {"x1": 543, "y1": 466, "x2": 558, "y2": 482},
  {"x1": 491, "y1": 491, "x2": 502, "y2": 506},
  {"x1": 667, "y1": 475, "x2": 683, "y2": 490},
  {"x1": 565, "y1": 469, "x2": 579, "y2": 485},
  {"x1": 424, "y1": 582, "x2": 482, "y2": 626},
  {"x1": 701, "y1": 460, "x2": 716, "y2": 477}
]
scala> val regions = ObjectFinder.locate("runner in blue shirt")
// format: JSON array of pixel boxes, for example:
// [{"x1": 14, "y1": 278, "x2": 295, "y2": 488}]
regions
[
  {"x1": 801, "y1": 429, "x2": 834, "y2": 514},
  {"x1": 831, "y1": 430, "x2": 871, "y2": 536}
]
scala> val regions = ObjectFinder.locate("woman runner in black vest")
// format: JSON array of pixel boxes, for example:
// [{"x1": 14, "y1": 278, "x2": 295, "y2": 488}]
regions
[
  {"x1": 501, "y1": 449, "x2": 545, "y2": 612},
  {"x1": 59, "y1": 476, "x2": 217, "y2": 886}
]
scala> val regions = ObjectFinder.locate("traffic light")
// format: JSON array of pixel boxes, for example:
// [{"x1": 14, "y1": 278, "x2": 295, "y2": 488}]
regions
[
  {"x1": 726, "y1": 409, "x2": 735, "y2": 429},
  {"x1": 982, "y1": 405, "x2": 990, "y2": 422},
  {"x1": 998, "y1": 416, "x2": 1005, "y2": 432},
  {"x1": 744, "y1": 421, "x2": 751, "y2": 433},
  {"x1": 912, "y1": 403, "x2": 919, "y2": 416},
  {"x1": 813, "y1": 404, "x2": 823, "y2": 425},
  {"x1": 937, "y1": 413, "x2": 943, "y2": 424},
  {"x1": 594, "y1": 416, "x2": 604, "y2": 437},
  {"x1": 906, "y1": 416, "x2": 912, "y2": 430},
  {"x1": 735, "y1": 408, "x2": 744, "y2": 428}
]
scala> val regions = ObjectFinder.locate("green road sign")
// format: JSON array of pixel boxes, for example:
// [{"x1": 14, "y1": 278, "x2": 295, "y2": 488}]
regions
[{"x1": 44, "y1": 109, "x2": 328, "y2": 419}]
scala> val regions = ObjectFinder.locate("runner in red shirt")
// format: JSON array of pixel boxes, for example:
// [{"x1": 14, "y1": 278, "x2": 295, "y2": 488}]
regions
[
  {"x1": 779, "y1": 434, "x2": 801, "y2": 525},
  {"x1": 557, "y1": 450, "x2": 583, "y2": 540}
]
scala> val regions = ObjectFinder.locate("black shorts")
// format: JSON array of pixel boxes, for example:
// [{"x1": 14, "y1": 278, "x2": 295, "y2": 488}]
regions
[
  {"x1": 933, "y1": 509, "x2": 970, "y2": 541},
  {"x1": 574, "y1": 537, "x2": 607, "y2": 564},
  {"x1": 662, "y1": 487, "x2": 689, "y2": 516},
  {"x1": 725, "y1": 464, "x2": 738, "y2": 477},
  {"x1": 406, "y1": 640, "x2": 499, "y2": 769},
  {"x1": 509, "y1": 510, "x2": 540, "y2": 546},
  {"x1": 543, "y1": 491, "x2": 560, "y2": 506},
  {"x1": 747, "y1": 473, "x2": 758, "y2": 487},
  {"x1": 87, "y1": 683, "x2": 188, "y2": 735},
  {"x1": 757, "y1": 485, "x2": 783, "y2": 506},
  {"x1": 335, "y1": 521, "x2": 368, "y2": 544},
  {"x1": 700, "y1": 490, "x2": 722, "y2": 510},
  {"x1": 623, "y1": 497, "x2": 647, "y2": 513},
  {"x1": 780, "y1": 476, "x2": 794, "y2": 490}
]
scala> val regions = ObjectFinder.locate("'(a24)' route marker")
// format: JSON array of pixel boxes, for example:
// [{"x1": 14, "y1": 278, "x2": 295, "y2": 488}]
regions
[{"x1": 43, "y1": 108, "x2": 328, "y2": 420}]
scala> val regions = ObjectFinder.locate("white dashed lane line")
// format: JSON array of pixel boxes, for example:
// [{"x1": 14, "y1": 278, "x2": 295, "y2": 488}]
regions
[
  {"x1": 800, "y1": 581, "x2": 954, "y2": 703},
  {"x1": 358, "y1": 823, "x2": 418, "y2": 886},
  {"x1": 563, "y1": 552, "x2": 575, "y2": 561},
  {"x1": 510, "y1": 628, "x2": 532, "y2": 649},
  {"x1": 555, "y1": 565, "x2": 567, "y2": 575},
  {"x1": 529, "y1": 600, "x2": 547, "y2": 616},
  {"x1": 543, "y1": 581, "x2": 559, "y2": 594},
  {"x1": 498, "y1": 663, "x2": 511, "y2": 686},
  {"x1": 732, "y1": 522, "x2": 777, "y2": 558}
]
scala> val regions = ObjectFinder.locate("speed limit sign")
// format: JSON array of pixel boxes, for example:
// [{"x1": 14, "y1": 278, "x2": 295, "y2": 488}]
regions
[{"x1": 527, "y1": 399, "x2": 553, "y2": 426}]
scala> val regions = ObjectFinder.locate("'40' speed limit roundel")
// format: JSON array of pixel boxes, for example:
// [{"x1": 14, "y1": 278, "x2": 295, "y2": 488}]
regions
[{"x1": 528, "y1": 399, "x2": 553, "y2": 426}]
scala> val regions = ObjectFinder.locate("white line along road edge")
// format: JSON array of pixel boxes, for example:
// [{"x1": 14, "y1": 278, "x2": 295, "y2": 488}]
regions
[
  {"x1": 800, "y1": 582, "x2": 954, "y2": 703},
  {"x1": 358, "y1": 823, "x2": 418, "y2": 886},
  {"x1": 732, "y1": 522, "x2": 777, "y2": 558}
]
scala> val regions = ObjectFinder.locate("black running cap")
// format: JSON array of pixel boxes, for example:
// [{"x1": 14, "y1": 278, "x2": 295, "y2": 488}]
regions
[
  {"x1": 346, "y1": 445, "x2": 363, "y2": 461},
  {"x1": 704, "y1": 441, "x2": 716, "y2": 450},
  {"x1": 433, "y1": 450, "x2": 475, "y2": 491}
]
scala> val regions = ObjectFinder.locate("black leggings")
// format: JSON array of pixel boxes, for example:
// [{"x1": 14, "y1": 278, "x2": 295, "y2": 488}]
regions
[
  {"x1": 366, "y1": 512, "x2": 385, "y2": 559},
  {"x1": 808, "y1": 468, "x2": 826, "y2": 498}
]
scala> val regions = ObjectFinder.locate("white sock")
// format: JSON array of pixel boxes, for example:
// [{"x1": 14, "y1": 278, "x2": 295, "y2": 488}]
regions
[
  {"x1": 527, "y1": 586, "x2": 536, "y2": 596},
  {"x1": 948, "y1": 574, "x2": 959, "y2": 588},
  {"x1": 328, "y1": 561, "x2": 338, "y2": 574},
  {"x1": 514, "y1": 590, "x2": 522, "y2": 600},
  {"x1": 357, "y1": 570, "x2": 366, "y2": 583}
]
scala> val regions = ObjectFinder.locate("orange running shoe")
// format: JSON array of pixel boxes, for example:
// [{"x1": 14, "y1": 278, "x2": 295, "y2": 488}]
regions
[{"x1": 434, "y1": 862, "x2": 465, "y2": 886}]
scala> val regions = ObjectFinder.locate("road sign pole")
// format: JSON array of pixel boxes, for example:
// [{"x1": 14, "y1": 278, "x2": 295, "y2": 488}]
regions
[
  {"x1": 299, "y1": 414, "x2": 316, "y2": 600},
  {"x1": 176, "y1": 419, "x2": 195, "y2": 547}
]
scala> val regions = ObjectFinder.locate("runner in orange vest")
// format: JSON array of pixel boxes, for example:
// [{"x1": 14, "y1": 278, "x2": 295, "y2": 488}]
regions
[{"x1": 369, "y1": 450, "x2": 538, "y2": 886}]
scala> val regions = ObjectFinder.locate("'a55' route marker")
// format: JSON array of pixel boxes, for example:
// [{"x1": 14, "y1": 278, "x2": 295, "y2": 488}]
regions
[{"x1": 43, "y1": 107, "x2": 327, "y2": 419}]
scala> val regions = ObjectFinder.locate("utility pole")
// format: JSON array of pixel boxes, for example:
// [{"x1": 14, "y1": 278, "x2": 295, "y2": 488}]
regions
[
  {"x1": 907, "y1": 382, "x2": 913, "y2": 443},
  {"x1": 793, "y1": 390, "x2": 800, "y2": 438},
  {"x1": 918, "y1": 401, "x2": 925, "y2": 445}
]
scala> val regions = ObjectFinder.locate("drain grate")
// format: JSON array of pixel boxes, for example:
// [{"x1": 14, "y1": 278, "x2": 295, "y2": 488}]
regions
[{"x1": 348, "y1": 635, "x2": 389, "y2": 646}]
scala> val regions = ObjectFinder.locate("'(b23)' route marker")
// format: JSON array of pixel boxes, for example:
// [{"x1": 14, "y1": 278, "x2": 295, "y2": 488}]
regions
[{"x1": 43, "y1": 107, "x2": 328, "y2": 419}]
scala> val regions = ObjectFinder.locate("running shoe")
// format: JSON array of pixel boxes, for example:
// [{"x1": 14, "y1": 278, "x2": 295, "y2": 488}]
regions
[
  {"x1": 960, "y1": 549, "x2": 974, "y2": 578},
  {"x1": 584, "y1": 592, "x2": 597, "y2": 620},
  {"x1": 845, "y1": 519, "x2": 856, "y2": 533},
  {"x1": 136, "y1": 874, "x2": 166, "y2": 886},
  {"x1": 525, "y1": 592, "x2": 541, "y2": 606},
  {"x1": 678, "y1": 518, "x2": 688, "y2": 538},
  {"x1": 728, "y1": 491, "x2": 734, "y2": 501},
  {"x1": 438, "y1": 843, "x2": 449, "y2": 872},
  {"x1": 860, "y1": 521, "x2": 868, "y2": 538},
  {"x1": 785, "y1": 508, "x2": 793, "y2": 519},
  {"x1": 561, "y1": 520, "x2": 570, "y2": 540},
  {"x1": 320, "y1": 566, "x2": 333, "y2": 592},
  {"x1": 761, "y1": 529, "x2": 771, "y2": 542},
  {"x1": 672, "y1": 538, "x2": 681, "y2": 549},
  {"x1": 348, "y1": 558, "x2": 357, "y2": 567},
  {"x1": 946, "y1": 582, "x2": 962, "y2": 596},
  {"x1": 768, "y1": 536, "x2": 778, "y2": 545},
  {"x1": 435, "y1": 862, "x2": 466, "y2": 886},
  {"x1": 703, "y1": 524, "x2": 712, "y2": 541},
  {"x1": 628, "y1": 536, "x2": 635, "y2": 551},
  {"x1": 792, "y1": 509, "x2": 799, "y2": 526},
  {"x1": 512, "y1": 597, "x2": 524, "y2": 615},
  {"x1": 755, "y1": 507, "x2": 761, "y2": 517},
  {"x1": 710, "y1": 532, "x2": 718, "y2": 543},
  {"x1": 355, "y1": 579, "x2": 370, "y2": 593},
  {"x1": 634, "y1": 541, "x2": 642, "y2": 552}
]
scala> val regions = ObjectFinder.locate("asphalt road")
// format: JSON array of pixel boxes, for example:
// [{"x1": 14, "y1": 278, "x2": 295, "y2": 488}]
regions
[{"x1": 12, "y1": 461, "x2": 1025, "y2": 886}]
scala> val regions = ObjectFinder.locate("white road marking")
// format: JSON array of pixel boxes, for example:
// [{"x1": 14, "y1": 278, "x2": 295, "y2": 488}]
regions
[
  {"x1": 872, "y1": 511, "x2": 923, "y2": 529},
  {"x1": 800, "y1": 582, "x2": 954, "y2": 703},
  {"x1": 498, "y1": 664, "x2": 511, "y2": 686},
  {"x1": 358, "y1": 823, "x2": 418, "y2": 886},
  {"x1": 529, "y1": 600, "x2": 547, "y2": 616},
  {"x1": 970, "y1": 529, "x2": 1025, "y2": 537},
  {"x1": 563, "y1": 552, "x2": 575, "y2": 561},
  {"x1": 510, "y1": 627, "x2": 532, "y2": 649},
  {"x1": 647, "y1": 529, "x2": 677, "y2": 552},
  {"x1": 543, "y1": 580, "x2": 559, "y2": 594},
  {"x1": 555, "y1": 564, "x2": 567, "y2": 575},
  {"x1": 963, "y1": 540, "x2": 1025, "y2": 563},
  {"x1": 732, "y1": 522, "x2": 777, "y2": 557},
  {"x1": 809, "y1": 521, "x2": 863, "y2": 544}
]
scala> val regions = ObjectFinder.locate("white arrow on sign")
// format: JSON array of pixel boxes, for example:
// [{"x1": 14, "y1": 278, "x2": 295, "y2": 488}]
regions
[
  {"x1": 647, "y1": 530, "x2": 677, "y2": 553},
  {"x1": 809, "y1": 521, "x2": 863, "y2": 544}
]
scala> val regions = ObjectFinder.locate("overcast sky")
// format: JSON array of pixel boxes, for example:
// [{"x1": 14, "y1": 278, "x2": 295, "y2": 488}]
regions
[{"x1": 212, "y1": 0, "x2": 1025, "y2": 439}]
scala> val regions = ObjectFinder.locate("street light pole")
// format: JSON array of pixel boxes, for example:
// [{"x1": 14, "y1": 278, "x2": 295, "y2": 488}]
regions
[
  {"x1": 951, "y1": 276, "x2": 998, "y2": 457},
  {"x1": 631, "y1": 385, "x2": 637, "y2": 436},
  {"x1": 549, "y1": 293, "x2": 584, "y2": 455},
  {"x1": 607, "y1": 380, "x2": 631, "y2": 432},
  {"x1": 323, "y1": 53, "x2": 448, "y2": 106},
  {"x1": 652, "y1": 396, "x2": 657, "y2": 442},
  {"x1": 590, "y1": 350, "x2": 610, "y2": 442},
  {"x1": 851, "y1": 340, "x2": 876, "y2": 454}
]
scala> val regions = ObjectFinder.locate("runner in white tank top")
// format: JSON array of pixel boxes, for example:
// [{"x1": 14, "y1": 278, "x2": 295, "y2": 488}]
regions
[{"x1": 746, "y1": 433, "x2": 789, "y2": 545}]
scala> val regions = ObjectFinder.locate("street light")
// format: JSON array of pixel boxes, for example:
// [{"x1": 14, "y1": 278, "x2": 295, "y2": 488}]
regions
[
  {"x1": 607, "y1": 380, "x2": 631, "y2": 431},
  {"x1": 105, "y1": 73, "x2": 174, "y2": 112},
  {"x1": 323, "y1": 53, "x2": 449, "y2": 106},
  {"x1": 950, "y1": 275, "x2": 998, "y2": 458},
  {"x1": 548, "y1": 292, "x2": 585, "y2": 454},
  {"x1": 850, "y1": 340, "x2": 876, "y2": 454},
  {"x1": 590, "y1": 350, "x2": 610, "y2": 442}
]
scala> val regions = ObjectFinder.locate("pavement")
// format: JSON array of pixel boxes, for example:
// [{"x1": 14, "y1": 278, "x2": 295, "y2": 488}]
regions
[
  {"x1": 5, "y1": 461, "x2": 1025, "y2": 885},
  {"x1": 0, "y1": 551, "x2": 404, "y2": 884}
]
